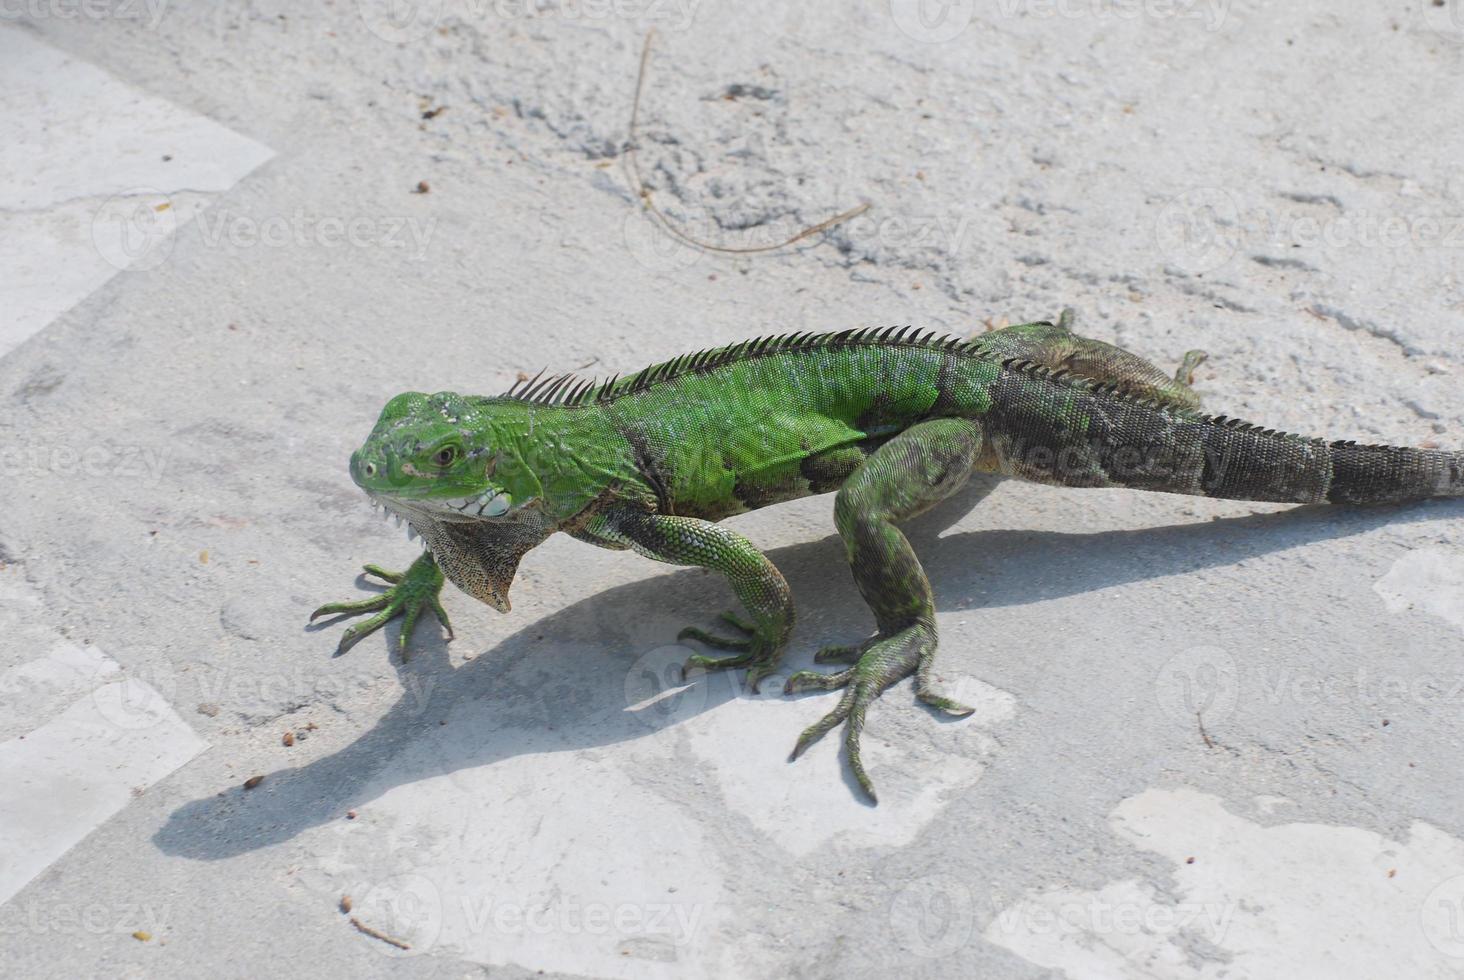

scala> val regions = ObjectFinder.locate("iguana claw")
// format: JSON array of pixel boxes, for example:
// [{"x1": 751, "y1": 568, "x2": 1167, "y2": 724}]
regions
[
  {"x1": 784, "y1": 624, "x2": 973, "y2": 803},
  {"x1": 678, "y1": 610, "x2": 784, "y2": 692},
  {"x1": 311, "y1": 552, "x2": 451, "y2": 659}
]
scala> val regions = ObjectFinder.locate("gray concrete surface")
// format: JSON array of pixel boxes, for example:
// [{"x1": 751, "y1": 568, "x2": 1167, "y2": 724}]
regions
[{"x1": 2, "y1": 1, "x2": 1464, "y2": 976}]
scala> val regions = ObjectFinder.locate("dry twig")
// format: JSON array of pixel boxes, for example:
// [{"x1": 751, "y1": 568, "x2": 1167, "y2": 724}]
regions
[
  {"x1": 350, "y1": 917, "x2": 411, "y2": 951},
  {"x1": 624, "y1": 30, "x2": 869, "y2": 255},
  {"x1": 1196, "y1": 711, "x2": 1215, "y2": 749}
]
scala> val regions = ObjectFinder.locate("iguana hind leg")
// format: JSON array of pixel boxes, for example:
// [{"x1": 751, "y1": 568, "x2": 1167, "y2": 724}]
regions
[
  {"x1": 785, "y1": 417, "x2": 985, "y2": 803},
  {"x1": 587, "y1": 508, "x2": 795, "y2": 692},
  {"x1": 979, "y1": 308, "x2": 1208, "y2": 410}
]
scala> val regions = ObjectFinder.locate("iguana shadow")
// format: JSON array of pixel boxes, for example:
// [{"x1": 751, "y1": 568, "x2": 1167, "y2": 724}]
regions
[{"x1": 153, "y1": 482, "x2": 1463, "y2": 860}]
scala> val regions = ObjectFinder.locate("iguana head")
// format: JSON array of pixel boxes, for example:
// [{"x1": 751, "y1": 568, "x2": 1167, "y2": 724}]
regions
[
  {"x1": 349, "y1": 391, "x2": 551, "y2": 612},
  {"x1": 350, "y1": 391, "x2": 540, "y2": 523}
]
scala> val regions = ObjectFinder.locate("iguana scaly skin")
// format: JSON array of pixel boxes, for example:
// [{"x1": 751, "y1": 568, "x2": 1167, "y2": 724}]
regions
[{"x1": 313, "y1": 313, "x2": 1464, "y2": 801}]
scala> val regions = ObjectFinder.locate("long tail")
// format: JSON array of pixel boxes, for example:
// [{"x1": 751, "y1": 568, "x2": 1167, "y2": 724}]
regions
[{"x1": 985, "y1": 359, "x2": 1464, "y2": 504}]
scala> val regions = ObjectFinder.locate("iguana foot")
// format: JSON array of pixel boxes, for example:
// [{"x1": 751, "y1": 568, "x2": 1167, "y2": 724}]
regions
[
  {"x1": 784, "y1": 623, "x2": 973, "y2": 803},
  {"x1": 1176, "y1": 349, "x2": 1208, "y2": 386},
  {"x1": 678, "y1": 611, "x2": 786, "y2": 692},
  {"x1": 310, "y1": 552, "x2": 451, "y2": 658}
]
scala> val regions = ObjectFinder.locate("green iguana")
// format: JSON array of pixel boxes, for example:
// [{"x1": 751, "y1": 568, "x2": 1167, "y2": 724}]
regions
[{"x1": 313, "y1": 313, "x2": 1464, "y2": 801}]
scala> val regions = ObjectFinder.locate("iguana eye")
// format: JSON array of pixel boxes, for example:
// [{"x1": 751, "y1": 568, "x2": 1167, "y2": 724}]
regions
[{"x1": 433, "y1": 446, "x2": 459, "y2": 466}]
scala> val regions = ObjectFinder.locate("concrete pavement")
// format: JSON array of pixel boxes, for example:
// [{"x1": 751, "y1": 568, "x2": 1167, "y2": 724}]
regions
[{"x1": 2, "y1": 2, "x2": 1464, "y2": 976}]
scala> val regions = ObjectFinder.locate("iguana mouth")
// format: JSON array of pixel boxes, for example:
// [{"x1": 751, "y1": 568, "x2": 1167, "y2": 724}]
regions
[{"x1": 374, "y1": 488, "x2": 509, "y2": 524}]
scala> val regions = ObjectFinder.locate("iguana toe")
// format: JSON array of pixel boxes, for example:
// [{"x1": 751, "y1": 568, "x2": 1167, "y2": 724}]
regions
[
  {"x1": 312, "y1": 552, "x2": 449, "y2": 660},
  {"x1": 783, "y1": 624, "x2": 946, "y2": 803},
  {"x1": 716, "y1": 611, "x2": 757, "y2": 634},
  {"x1": 676, "y1": 608, "x2": 789, "y2": 692},
  {"x1": 676, "y1": 626, "x2": 752, "y2": 652},
  {"x1": 812, "y1": 637, "x2": 877, "y2": 665},
  {"x1": 682, "y1": 648, "x2": 782, "y2": 693}
]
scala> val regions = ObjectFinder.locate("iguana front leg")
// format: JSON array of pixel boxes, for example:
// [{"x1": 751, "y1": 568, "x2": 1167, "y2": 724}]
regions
[
  {"x1": 585, "y1": 508, "x2": 795, "y2": 692},
  {"x1": 785, "y1": 417, "x2": 986, "y2": 803},
  {"x1": 310, "y1": 551, "x2": 452, "y2": 657}
]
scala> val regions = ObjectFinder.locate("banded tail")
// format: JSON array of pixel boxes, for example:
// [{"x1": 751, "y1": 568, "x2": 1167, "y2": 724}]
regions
[
  {"x1": 1190, "y1": 424, "x2": 1464, "y2": 505},
  {"x1": 984, "y1": 358, "x2": 1464, "y2": 505}
]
